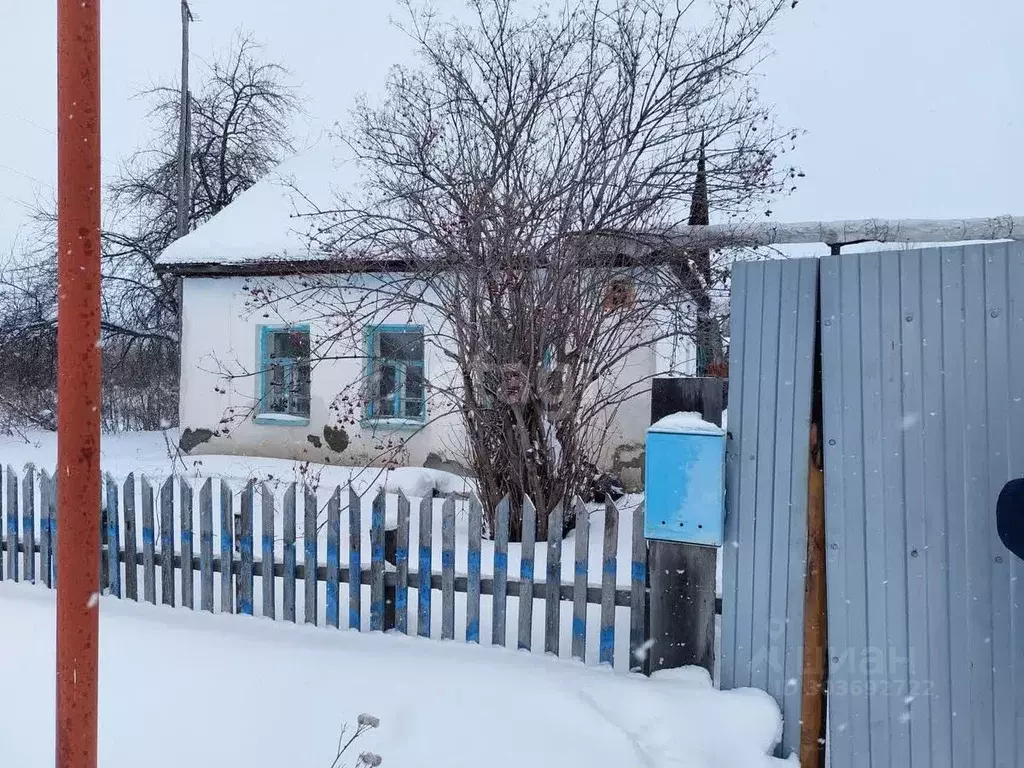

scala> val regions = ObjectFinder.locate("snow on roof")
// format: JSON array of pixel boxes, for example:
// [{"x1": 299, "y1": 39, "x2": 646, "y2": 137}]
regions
[
  {"x1": 156, "y1": 141, "x2": 356, "y2": 270},
  {"x1": 648, "y1": 411, "x2": 725, "y2": 436}
]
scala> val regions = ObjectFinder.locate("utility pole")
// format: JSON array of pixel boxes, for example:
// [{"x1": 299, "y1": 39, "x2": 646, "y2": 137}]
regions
[
  {"x1": 176, "y1": 1, "x2": 193, "y2": 239},
  {"x1": 56, "y1": 0, "x2": 101, "y2": 766}
]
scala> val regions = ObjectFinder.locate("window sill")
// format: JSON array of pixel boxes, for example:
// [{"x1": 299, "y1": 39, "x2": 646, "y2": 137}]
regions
[
  {"x1": 254, "y1": 413, "x2": 310, "y2": 427},
  {"x1": 360, "y1": 417, "x2": 427, "y2": 431}
]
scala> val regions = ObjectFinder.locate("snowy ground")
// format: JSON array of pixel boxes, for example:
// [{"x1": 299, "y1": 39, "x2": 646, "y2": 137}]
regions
[{"x1": 0, "y1": 583, "x2": 789, "y2": 768}]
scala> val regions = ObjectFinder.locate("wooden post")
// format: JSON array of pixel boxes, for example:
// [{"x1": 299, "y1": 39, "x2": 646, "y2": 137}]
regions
[
  {"x1": 800, "y1": 322, "x2": 828, "y2": 768},
  {"x1": 647, "y1": 377, "x2": 725, "y2": 674}
]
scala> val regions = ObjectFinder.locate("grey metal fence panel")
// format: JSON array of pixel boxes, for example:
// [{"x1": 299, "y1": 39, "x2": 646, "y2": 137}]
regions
[
  {"x1": 820, "y1": 243, "x2": 1024, "y2": 768},
  {"x1": 722, "y1": 256, "x2": 818, "y2": 760}
]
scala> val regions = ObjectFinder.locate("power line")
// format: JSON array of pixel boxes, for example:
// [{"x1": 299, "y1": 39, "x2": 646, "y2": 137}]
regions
[{"x1": 0, "y1": 162, "x2": 53, "y2": 189}]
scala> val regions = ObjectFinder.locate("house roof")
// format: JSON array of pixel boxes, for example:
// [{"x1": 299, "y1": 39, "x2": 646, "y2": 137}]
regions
[{"x1": 156, "y1": 142, "x2": 356, "y2": 276}]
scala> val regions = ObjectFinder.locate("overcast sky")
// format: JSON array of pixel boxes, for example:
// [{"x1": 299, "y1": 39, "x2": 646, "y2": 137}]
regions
[{"x1": 1, "y1": 0, "x2": 1021, "y2": 257}]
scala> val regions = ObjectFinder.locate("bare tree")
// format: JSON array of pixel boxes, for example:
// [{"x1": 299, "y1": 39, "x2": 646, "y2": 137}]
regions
[
  {"x1": 244, "y1": 0, "x2": 796, "y2": 536},
  {"x1": 0, "y1": 33, "x2": 299, "y2": 432},
  {"x1": 287, "y1": 0, "x2": 792, "y2": 531}
]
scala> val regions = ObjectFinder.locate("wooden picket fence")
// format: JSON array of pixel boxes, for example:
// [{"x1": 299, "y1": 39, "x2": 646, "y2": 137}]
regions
[{"x1": 0, "y1": 464, "x2": 650, "y2": 670}]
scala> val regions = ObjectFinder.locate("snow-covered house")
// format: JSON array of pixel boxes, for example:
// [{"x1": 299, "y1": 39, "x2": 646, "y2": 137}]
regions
[{"x1": 156, "y1": 149, "x2": 696, "y2": 484}]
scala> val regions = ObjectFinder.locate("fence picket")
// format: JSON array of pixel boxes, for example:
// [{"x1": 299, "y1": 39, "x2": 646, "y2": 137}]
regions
[
  {"x1": 571, "y1": 498, "x2": 590, "y2": 662},
  {"x1": 629, "y1": 500, "x2": 648, "y2": 672},
  {"x1": 326, "y1": 486, "x2": 341, "y2": 629},
  {"x1": 180, "y1": 480, "x2": 193, "y2": 609},
  {"x1": 141, "y1": 477, "x2": 156, "y2": 604},
  {"x1": 38, "y1": 470, "x2": 52, "y2": 589},
  {"x1": 417, "y1": 495, "x2": 432, "y2": 638},
  {"x1": 441, "y1": 495, "x2": 456, "y2": 640},
  {"x1": 466, "y1": 494, "x2": 482, "y2": 643},
  {"x1": 0, "y1": 468, "x2": 5, "y2": 580},
  {"x1": 517, "y1": 496, "x2": 537, "y2": 650},
  {"x1": 159, "y1": 477, "x2": 175, "y2": 606},
  {"x1": 123, "y1": 475, "x2": 138, "y2": 601},
  {"x1": 370, "y1": 489, "x2": 386, "y2": 631},
  {"x1": 261, "y1": 484, "x2": 275, "y2": 620},
  {"x1": 22, "y1": 464, "x2": 35, "y2": 583},
  {"x1": 395, "y1": 491, "x2": 410, "y2": 634},
  {"x1": 44, "y1": 472, "x2": 57, "y2": 587},
  {"x1": 348, "y1": 486, "x2": 361, "y2": 630},
  {"x1": 282, "y1": 484, "x2": 297, "y2": 622},
  {"x1": 5, "y1": 465, "x2": 17, "y2": 582},
  {"x1": 238, "y1": 482, "x2": 254, "y2": 616},
  {"x1": 492, "y1": 496, "x2": 510, "y2": 646},
  {"x1": 105, "y1": 474, "x2": 121, "y2": 598},
  {"x1": 49, "y1": 474, "x2": 57, "y2": 583},
  {"x1": 199, "y1": 479, "x2": 213, "y2": 612},
  {"x1": 303, "y1": 485, "x2": 317, "y2": 625},
  {"x1": 545, "y1": 502, "x2": 563, "y2": 656},
  {"x1": 599, "y1": 498, "x2": 619, "y2": 665},
  {"x1": 219, "y1": 480, "x2": 234, "y2": 614}
]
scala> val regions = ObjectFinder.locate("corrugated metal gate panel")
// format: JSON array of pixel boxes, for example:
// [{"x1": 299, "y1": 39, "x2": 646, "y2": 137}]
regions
[
  {"x1": 820, "y1": 243, "x2": 1024, "y2": 768},
  {"x1": 722, "y1": 257, "x2": 818, "y2": 759}
]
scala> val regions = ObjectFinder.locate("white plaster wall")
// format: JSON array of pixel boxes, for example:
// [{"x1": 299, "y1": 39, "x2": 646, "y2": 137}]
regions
[
  {"x1": 179, "y1": 274, "x2": 696, "y2": 475},
  {"x1": 179, "y1": 275, "x2": 469, "y2": 469}
]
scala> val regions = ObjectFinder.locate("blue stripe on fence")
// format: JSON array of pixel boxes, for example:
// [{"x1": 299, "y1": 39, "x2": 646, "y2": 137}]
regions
[
  {"x1": 599, "y1": 627, "x2": 615, "y2": 663},
  {"x1": 395, "y1": 546, "x2": 409, "y2": 621},
  {"x1": 369, "y1": 491, "x2": 385, "y2": 632},
  {"x1": 326, "y1": 489, "x2": 341, "y2": 629},
  {"x1": 573, "y1": 617, "x2": 587, "y2": 641},
  {"x1": 349, "y1": 486, "x2": 362, "y2": 631},
  {"x1": 466, "y1": 549, "x2": 481, "y2": 644}
]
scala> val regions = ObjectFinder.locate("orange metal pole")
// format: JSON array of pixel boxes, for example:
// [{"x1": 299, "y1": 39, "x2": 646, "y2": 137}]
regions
[{"x1": 56, "y1": 1, "x2": 101, "y2": 766}]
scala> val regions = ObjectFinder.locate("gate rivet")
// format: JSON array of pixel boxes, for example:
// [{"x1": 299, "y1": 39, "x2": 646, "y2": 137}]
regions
[
  {"x1": 828, "y1": 439, "x2": 836, "y2": 446},
  {"x1": 829, "y1": 543, "x2": 838, "y2": 550},
  {"x1": 823, "y1": 319, "x2": 831, "y2": 327},
  {"x1": 991, "y1": 308, "x2": 1000, "y2": 318},
  {"x1": 995, "y1": 556, "x2": 1003, "y2": 563},
  {"x1": 905, "y1": 314, "x2": 914, "y2": 322},
  {"x1": 910, "y1": 548, "x2": 919, "y2": 557}
]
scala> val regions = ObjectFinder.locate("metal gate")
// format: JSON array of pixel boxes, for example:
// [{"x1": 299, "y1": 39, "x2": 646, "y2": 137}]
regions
[
  {"x1": 724, "y1": 244, "x2": 1024, "y2": 766},
  {"x1": 820, "y1": 243, "x2": 1024, "y2": 767}
]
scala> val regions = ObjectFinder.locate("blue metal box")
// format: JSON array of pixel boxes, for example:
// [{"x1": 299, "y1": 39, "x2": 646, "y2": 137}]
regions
[{"x1": 644, "y1": 413, "x2": 726, "y2": 546}]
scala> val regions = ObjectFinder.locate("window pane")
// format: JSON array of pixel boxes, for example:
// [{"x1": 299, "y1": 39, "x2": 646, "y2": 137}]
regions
[
  {"x1": 267, "y1": 363, "x2": 288, "y2": 413},
  {"x1": 374, "y1": 363, "x2": 398, "y2": 417},
  {"x1": 404, "y1": 364, "x2": 425, "y2": 418},
  {"x1": 290, "y1": 363, "x2": 311, "y2": 418},
  {"x1": 270, "y1": 329, "x2": 310, "y2": 359},
  {"x1": 378, "y1": 330, "x2": 423, "y2": 362}
]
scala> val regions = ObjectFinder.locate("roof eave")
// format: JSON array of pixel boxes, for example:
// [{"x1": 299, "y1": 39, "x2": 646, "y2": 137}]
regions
[{"x1": 155, "y1": 257, "x2": 420, "y2": 278}]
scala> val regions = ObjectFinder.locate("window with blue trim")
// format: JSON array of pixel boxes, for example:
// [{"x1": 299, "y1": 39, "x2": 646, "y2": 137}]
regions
[
  {"x1": 366, "y1": 326, "x2": 425, "y2": 421},
  {"x1": 258, "y1": 326, "x2": 311, "y2": 422}
]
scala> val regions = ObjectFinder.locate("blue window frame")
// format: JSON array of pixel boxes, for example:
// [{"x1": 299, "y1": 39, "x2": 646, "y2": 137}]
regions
[
  {"x1": 256, "y1": 324, "x2": 311, "y2": 425},
  {"x1": 365, "y1": 325, "x2": 426, "y2": 422}
]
